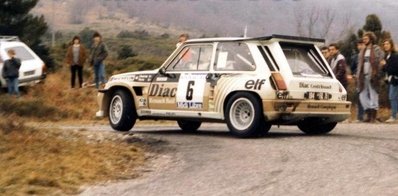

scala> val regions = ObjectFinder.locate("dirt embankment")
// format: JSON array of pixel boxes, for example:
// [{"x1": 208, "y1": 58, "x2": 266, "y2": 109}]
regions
[
  {"x1": 0, "y1": 69, "x2": 150, "y2": 195},
  {"x1": 0, "y1": 116, "x2": 149, "y2": 195}
]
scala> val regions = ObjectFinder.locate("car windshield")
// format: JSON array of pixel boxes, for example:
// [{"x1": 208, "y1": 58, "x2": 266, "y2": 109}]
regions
[
  {"x1": 280, "y1": 42, "x2": 331, "y2": 78},
  {"x1": 5, "y1": 46, "x2": 35, "y2": 61}
]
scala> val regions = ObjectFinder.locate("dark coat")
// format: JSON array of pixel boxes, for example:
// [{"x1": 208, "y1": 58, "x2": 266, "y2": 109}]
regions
[
  {"x1": 2, "y1": 57, "x2": 21, "y2": 78},
  {"x1": 383, "y1": 52, "x2": 398, "y2": 76},
  {"x1": 90, "y1": 42, "x2": 108, "y2": 66},
  {"x1": 65, "y1": 44, "x2": 87, "y2": 66},
  {"x1": 331, "y1": 53, "x2": 348, "y2": 88}
]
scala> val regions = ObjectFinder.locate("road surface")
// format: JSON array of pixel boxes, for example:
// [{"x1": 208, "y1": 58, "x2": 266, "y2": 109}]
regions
[{"x1": 80, "y1": 123, "x2": 398, "y2": 196}]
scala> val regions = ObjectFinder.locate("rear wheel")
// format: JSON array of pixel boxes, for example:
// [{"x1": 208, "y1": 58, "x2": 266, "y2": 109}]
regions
[
  {"x1": 225, "y1": 93, "x2": 269, "y2": 138},
  {"x1": 177, "y1": 120, "x2": 201, "y2": 132},
  {"x1": 108, "y1": 90, "x2": 136, "y2": 131},
  {"x1": 297, "y1": 118, "x2": 337, "y2": 135}
]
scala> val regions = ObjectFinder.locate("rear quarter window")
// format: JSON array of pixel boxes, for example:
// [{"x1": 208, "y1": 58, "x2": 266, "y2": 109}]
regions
[
  {"x1": 280, "y1": 42, "x2": 331, "y2": 78},
  {"x1": 5, "y1": 46, "x2": 35, "y2": 61}
]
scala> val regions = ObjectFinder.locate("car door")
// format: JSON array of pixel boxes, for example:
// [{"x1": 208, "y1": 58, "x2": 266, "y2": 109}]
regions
[{"x1": 148, "y1": 44, "x2": 214, "y2": 112}]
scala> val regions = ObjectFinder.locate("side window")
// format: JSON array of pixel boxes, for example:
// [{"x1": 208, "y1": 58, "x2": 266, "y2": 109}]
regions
[
  {"x1": 280, "y1": 42, "x2": 331, "y2": 78},
  {"x1": 215, "y1": 42, "x2": 255, "y2": 71},
  {"x1": 167, "y1": 45, "x2": 213, "y2": 71}
]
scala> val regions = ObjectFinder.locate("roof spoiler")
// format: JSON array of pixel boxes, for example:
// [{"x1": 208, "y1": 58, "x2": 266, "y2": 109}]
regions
[
  {"x1": 0, "y1": 36, "x2": 20, "y2": 42},
  {"x1": 250, "y1": 34, "x2": 325, "y2": 43}
]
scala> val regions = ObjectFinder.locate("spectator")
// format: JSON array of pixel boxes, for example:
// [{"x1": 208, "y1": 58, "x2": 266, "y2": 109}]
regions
[
  {"x1": 65, "y1": 36, "x2": 87, "y2": 88},
  {"x1": 321, "y1": 46, "x2": 331, "y2": 64},
  {"x1": 2, "y1": 49, "x2": 21, "y2": 97},
  {"x1": 357, "y1": 32, "x2": 384, "y2": 123},
  {"x1": 90, "y1": 32, "x2": 108, "y2": 89},
  {"x1": 351, "y1": 40, "x2": 365, "y2": 76},
  {"x1": 176, "y1": 33, "x2": 189, "y2": 48},
  {"x1": 329, "y1": 43, "x2": 348, "y2": 88},
  {"x1": 352, "y1": 39, "x2": 366, "y2": 122},
  {"x1": 381, "y1": 39, "x2": 398, "y2": 123}
]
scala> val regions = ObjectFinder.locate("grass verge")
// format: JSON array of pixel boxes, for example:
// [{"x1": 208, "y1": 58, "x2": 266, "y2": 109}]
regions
[{"x1": 0, "y1": 116, "x2": 145, "y2": 195}]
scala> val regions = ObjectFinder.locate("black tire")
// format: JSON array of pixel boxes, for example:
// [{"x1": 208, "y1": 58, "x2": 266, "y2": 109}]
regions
[
  {"x1": 108, "y1": 90, "x2": 137, "y2": 132},
  {"x1": 177, "y1": 120, "x2": 202, "y2": 132},
  {"x1": 225, "y1": 92, "x2": 269, "y2": 138},
  {"x1": 297, "y1": 118, "x2": 337, "y2": 135}
]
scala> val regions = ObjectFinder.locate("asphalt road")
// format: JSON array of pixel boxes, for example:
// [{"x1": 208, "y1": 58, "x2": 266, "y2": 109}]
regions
[{"x1": 81, "y1": 123, "x2": 398, "y2": 196}]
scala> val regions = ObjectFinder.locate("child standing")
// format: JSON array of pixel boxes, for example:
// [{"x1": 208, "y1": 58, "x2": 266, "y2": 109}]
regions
[{"x1": 2, "y1": 49, "x2": 21, "y2": 97}]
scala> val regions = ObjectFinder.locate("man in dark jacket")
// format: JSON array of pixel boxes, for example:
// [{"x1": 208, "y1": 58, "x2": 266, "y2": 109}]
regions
[
  {"x1": 2, "y1": 49, "x2": 21, "y2": 97},
  {"x1": 90, "y1": 32, "x2": 108, "y2": 89},
  {"x1": 329, "y1": 43, "x2": 348, "y2": 88}
]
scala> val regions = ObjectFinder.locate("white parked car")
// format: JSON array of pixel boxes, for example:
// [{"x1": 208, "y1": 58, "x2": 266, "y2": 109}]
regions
[
  {"x1": 96, "y1": 34, "x2": 351, "y2": 138},
  {"x1": 0, "y1": 36, "x2": 46, "y2": 88}
]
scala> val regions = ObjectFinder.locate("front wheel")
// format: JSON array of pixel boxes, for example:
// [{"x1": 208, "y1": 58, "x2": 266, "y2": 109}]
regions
[
  {"x1": 108, "y1": 90, "x2": 137, "y2": 131},
  {"x1": 225, "y1": 93, "x2": 269, "y2": 138},
  {"x1": 177, "y1": 120, "x2": 201, "y2": 132},
  {"x1": 297, "y1": 119, "x2": 337, "y2": 135}
]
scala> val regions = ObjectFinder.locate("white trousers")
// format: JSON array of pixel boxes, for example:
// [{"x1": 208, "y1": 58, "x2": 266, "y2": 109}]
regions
[{"x1": 359, "y1": 76, "x2": 379, "y2": 110}]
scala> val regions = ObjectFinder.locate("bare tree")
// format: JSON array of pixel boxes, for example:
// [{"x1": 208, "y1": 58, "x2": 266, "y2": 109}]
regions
[
  {"x1": 319, "y1": 8, "x2": 336, "y2": 38},
  {"x1": 307, "y1": 7, "x2": 320, "y2": 37},
  {"x1": 294, "y1": 9, "x2": 305, "y2": 37},
  {"x1": 294, "y1": 6, "x2": 336, "y2": 39}
]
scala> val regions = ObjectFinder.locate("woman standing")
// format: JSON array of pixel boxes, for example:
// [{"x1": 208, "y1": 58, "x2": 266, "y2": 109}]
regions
[
  {"x1": 65, "y1": 36, "x2": 87, "y2": 88},
  {"x1": 357, "y1": 32, "x2": 384, "y2": 123},
  {"x1": 381, "y1": 39, "x2": 398, "y2": 123}
]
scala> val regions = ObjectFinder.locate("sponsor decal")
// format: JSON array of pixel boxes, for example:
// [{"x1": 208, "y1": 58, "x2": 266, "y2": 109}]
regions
[
  {"x1": 165, "y1": 112, "x2": 176, "y2": 116},
  {"x1": 176, "y1": 73, "x2": 206, "y2": 109},
  {"x1": 140, "y1": 110, "x2": 151, "y2": 115},
  {"x1": 156, "y1": 77, "x2": 168, "y2": 82},
  {"x1": 149, "y1": 97, "x2": 175, "y2": 104},
  {"x1": 245, "y1": 79, "x2": 266, "y2": 90},
  {"x1": 177, "y1": 102, "x2": 203, "y2": 109},
  {"x1": 138, "y1": 97, "x2": 147, "y2": 107},
  {"x1": 276, "y1": 91, "x2": 290, "y2": 99},
  {"x1": 134, "y1": 74, "x2": 154, "y2": 82},
  {"x1": 110, "y1": 76, "x2": 135, "y2": 81},
  {"x1": 307, "y1": 104, "x2": 336, "y2": 110},
  {"x1": 149, "y1": 84, "x2": 177, "y2": 97},
  {"x1": 299, "y1": 82, "x2": 332, "y2": 89}
]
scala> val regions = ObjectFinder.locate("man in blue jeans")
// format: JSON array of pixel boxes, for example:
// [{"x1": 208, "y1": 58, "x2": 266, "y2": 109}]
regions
[
  {"x1": 2, "y1": 49, "x2": 21, "y2": 97},
  {"x1": 90, "y1": 32, "x2": 108, "y2": 89}
]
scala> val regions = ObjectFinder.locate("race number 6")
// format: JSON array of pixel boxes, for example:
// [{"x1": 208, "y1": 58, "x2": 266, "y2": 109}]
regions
[{"x1": 186, "y1": 80, "x2": 195, "y2": 100}]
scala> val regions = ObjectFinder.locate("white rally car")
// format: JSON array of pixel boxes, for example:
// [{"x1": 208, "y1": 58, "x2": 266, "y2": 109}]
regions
[{"x1": 96, "y1": 35, "x2": 351, "y2": 138}]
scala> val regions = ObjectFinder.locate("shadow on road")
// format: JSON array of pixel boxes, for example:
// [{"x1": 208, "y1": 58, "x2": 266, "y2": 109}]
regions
[{"x1": 132, "y1": 128, "x2": 326, "y2": 139}]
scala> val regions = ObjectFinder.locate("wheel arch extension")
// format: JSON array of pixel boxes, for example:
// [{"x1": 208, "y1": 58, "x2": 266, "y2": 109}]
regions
[
  {"x1": 102, "y1": 85, "x2": 136, "y2": 117},
  {"x1": 222, "y1": 91, "x2": 263, "y2": 118}
]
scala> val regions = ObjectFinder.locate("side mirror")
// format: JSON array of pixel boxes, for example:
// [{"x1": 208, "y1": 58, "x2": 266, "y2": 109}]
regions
[
  {"x1": 159, "y1": 67, "x2": 175, "y2": 78},
  {"x1": 159, "y1": 67, "x2": 167, "y2": 75}
]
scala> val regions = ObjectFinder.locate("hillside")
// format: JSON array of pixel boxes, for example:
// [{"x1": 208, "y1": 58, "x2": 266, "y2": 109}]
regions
[{"x1": 33, "y1": 0, "x2": 398, "y2": 41}]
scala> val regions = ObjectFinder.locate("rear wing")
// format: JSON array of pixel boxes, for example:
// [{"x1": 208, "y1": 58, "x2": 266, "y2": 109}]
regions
[{"x1": 0, "y1": 36, "x2": 20, "y2": 42}]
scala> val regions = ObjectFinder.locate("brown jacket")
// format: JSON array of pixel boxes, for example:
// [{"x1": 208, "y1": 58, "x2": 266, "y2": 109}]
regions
[
  {"x1": 357, "y1": 44, "x2": 384, "y2": 92},
  {"x1": 65, "y1": 45, "x2": 87, "y2": 66}
]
